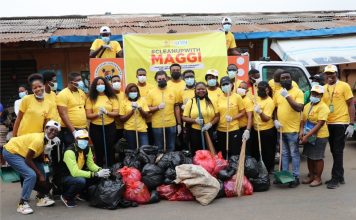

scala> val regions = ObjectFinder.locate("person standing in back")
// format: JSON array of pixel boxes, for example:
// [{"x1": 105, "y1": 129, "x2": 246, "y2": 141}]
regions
[
  {"x1": 90, "y1": 26, "x2": 123, "y2": 59},
  {"x1": 14, "y1": 85, "x2": 28, "y2": 116},
  {"x1": 221, "y1": 17, "x2": 239, "y2": 55}
]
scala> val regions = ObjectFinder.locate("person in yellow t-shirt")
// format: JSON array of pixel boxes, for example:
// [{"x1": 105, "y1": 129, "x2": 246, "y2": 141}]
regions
[
  {"x1": 252, "y1": 81, "x2": 276, "y2": 172},
  {"x1": 268, "y1": 68, "x2": 299, "y2": 96},
  {"x1": 222, "y1": 17, "x2": 239, "y2": 55},
  {"x1": 85, "y1": 76, "x2": 119, "y2": 167},
  {"x1": 13, "y1": 74, "x2": 57, "y2": 137},
  {"x1": 182, "y1": 82, "x2": 219, "y2": 154},
  {"x1": 273, "y1": 71, "x2": 304, "y2": 187},
  {"x1": 111, "y1": 75, "x2": 125, "y2": 140},
  {"x1": 226, "y1": 64, "x2": 243, "y2": 91},
  {"x1": 299, "y1": 85, "x2": 330, "y2": 187},
  {"x1": 167, "y1": 63, "x2": 186, "y2": 99},
  {"x1": 180, "y1": 70, "x2": 196, "y2": 109},
  {"x1": 205, "y1": 69, "x2": 223, "y2": 108},
  {"x1": 119, "y1": 83, "x2": 150, "y2": 150},
  {"x1": 216, "y1": 77, "x2": 246, "y2": 158},
  {"x1": 3, "y1": 120, "x2": 60, "y2": 214},
  {"x1": 42, "y1": 71, "x2": 61, "y2": 122},
  {"x1": 147, "y1": 71, "x2": 181, "y2": 152},
  {"x1": 321, "y1": 64, "x2": 354, "y2": 189},
  {"x1": 89, "y1": 26, "x2": 122, "y2": 59}
]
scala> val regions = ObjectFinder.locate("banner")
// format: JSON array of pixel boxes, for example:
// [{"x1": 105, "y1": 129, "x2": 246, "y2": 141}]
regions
[
  {"x1": 89, "y1": 58, "x2": 125, "y2": 90},
  {"x1": 228, "y1": 55, "x2": 249, "y2": 82},
  {"x1": 123, "y1": 32, "x2": 228, "y2": 84}
]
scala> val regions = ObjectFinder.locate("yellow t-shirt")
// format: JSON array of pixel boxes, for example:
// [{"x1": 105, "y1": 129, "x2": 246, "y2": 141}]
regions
[
  {"x1": 179, "y1": 88, "x2": 195, "y2": 106},
  {"x1": 85, "y1": 95, "x2": 119, "y2": 125},
  {"x1": 225, "y1": 31, "x2": 237, "y2": 49},
  {"x1": 17, "y1": 95, "x2": 57, "y2": 136},
  {"x1": 303, "y1": 102, "x2": 330, "y2": 138},
  {"x1": 268, "y1": 79, "x2": 299, "y2": 96},
  {"x1": 234, "y1": 79, "x2": 242, "y2": 93},
  {"x1": 119, "y1": 97, "x2": 149, "y2": 132},
  {"x1": 274, "y1": 86, "x2": 304, "y2": 133},
  {"x1": 167, "y1": 80, "x2": 186, "y2": 103},
  {"x1": 138, "y1": 83, "x2": 154, "y2": 99},
  {"x1": 146, "y1": 86, "x2": 177, "y2": 128},
  {"x1": 254, "y1": 96, "x2": 275, "y2": 131},
  {"x1": 45, "y1": 91, "x2": 61, "y2": 123},
  {"x1": 239, "y1": 95, "x2": 254, "y2": 128},
  {"x1": 5, "y1": 133, "x2": 45, "y2": 158},
  {"x1": 56, "y1": 88, "x2": 87, "y2": 128},
  {"x1": 207, "y1": 88, "x2": 223, "y2": 108},
  {"x1": 115, "y1": 92, "x2": 125, "y2": 129},
  {"x1": 183, "y1": 98, "x2": 216, "y2": 130},
  {"x1": 217, "y1": 93, "x2": 245, "y2": 132},
  {"x1": 322, "y1": 81, "x2": 353, "y2": 123},
  {"x1": 90, "y1": 39, "x2": 122, "y2": 58}
]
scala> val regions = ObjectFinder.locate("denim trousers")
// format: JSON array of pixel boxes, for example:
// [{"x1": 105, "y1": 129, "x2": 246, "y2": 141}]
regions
[
  {"x1": 62, "y1": 176, "x2": 87, "y2": 200},
  {"x1": 124, "y1": 130, "x2": 149, "y2": 150},
  {"x1": 152, "y1": 126, "x2": 176, "y2": 152},
  {"x1": 281, "y1": 132, "x2": 300, "y2": 178}
]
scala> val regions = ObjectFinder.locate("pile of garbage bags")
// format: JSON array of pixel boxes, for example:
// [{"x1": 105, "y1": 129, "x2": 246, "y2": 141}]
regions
[{"x1": 89, "y1": 147, "x2": 270, "y2": 209}]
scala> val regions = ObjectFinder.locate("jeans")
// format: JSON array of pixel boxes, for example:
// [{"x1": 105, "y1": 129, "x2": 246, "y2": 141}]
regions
[
  {"x1": 62, "y1": 176, "x2": 86, "y2": 200},
  {"x1": 281, "y1": 132, "x2": 300, "y2": 178},
  {"x1": 124, "y1": 130, "x2": 149, "y2": 150},
  {"x1": 152, "y1": 126, "x2": 176, "y2": 152},
  {"x1": 328, "y1": 124, "x2": 347, "y2": 181},
  {"x1": 3, "y1": 149, "x2": 46, "y2": 201}
]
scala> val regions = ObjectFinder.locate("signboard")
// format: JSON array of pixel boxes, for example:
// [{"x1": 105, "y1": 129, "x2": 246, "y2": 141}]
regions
[
  {"x1": 89, "y1": 58, "x2": 125, "y2": 89},
  {"x1": 228, "y1": 55, "x2": 249, "y2": 82}
]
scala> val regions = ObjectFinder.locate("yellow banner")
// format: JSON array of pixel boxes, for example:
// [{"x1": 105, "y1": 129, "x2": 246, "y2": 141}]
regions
[{"x1": 123, "y1": 32, "x2": 228, "y2": 85}]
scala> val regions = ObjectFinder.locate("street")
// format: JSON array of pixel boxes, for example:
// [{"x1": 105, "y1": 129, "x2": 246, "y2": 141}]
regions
[{"x1": 1, "y1": 141, "x2": 356, "y2": 220}]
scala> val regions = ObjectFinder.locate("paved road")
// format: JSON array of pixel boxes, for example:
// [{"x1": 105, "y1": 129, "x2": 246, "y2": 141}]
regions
[{"x1": 1, "y1": 141, "x2": 356, "y2": 220}]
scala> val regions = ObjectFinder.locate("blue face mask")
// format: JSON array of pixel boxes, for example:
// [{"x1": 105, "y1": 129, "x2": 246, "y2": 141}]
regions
[
  {"x1": 223, "y1": 24, "x2": 232, "y2": 32},
  {"x1": 75, "y1": 81, "x2": 85, "y2": 91},
  {"x1": 310, "y1": 96, "x2": 320, "y2": 104},
  {"x1": 19, "y1": 91, "x2": 27, "y2": 99},
  {"x1": 101, "y1": 36, "x2": 110, "y2": 44},
  {"x1": 207, "y1": 79, "x2": 217, "y2": 87},
  {"x1": 185, "y1": 78, "x2": 195, "y2": 87},
  {"x1": 96, "y1": 85, "x2": 105, "y2": 93},
  {"x1": 222, "y1": 84, "x2": 232, "y2": 94},
  {"x1": 128, "y1": 92, "x2": 138, "y2": 100},
  {"x1": 228, "y1": 71, "x2": 236, "y2": 79},
  {"x1": 77, "y1": 140, "x2": 88, "y2": 150}
]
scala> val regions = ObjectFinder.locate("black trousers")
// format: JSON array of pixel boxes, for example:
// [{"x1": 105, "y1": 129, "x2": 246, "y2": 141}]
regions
[
  {"x1": 189, "y1": 128, "x2": 214, "y2": 156},
  {"x1": 251, "y1": 128, "x2": 277, "y2": 173},
  {"x1": 216, "y1": 129, "x2": 241, "y2": 159},
  {"x1": 89, "y1": 122, "x2": 116, "y2": 167},
  {"x1": 328, "y1": 124, "x2": 347, "y2": 181},
  {"x1": 146, "y1": 122, "x2": 155, "y2": 145}
]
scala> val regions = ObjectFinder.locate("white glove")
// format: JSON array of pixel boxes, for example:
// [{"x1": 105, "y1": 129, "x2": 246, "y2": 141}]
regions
[
  {"x1": 44, "y1": 141, "x2": 55, "y2": 155},
  {"x1": 202, "y1": 123, "x2": 212, "y2": 132},
  {"x1": 181, "y1": 105, "x2": 185, "y2": 110},
  {"x1": 241, "y1": 52, "x2": 249, "y2": 56},
  {"x1": 254, "y1": 105, "x2": 262, "y2": 114},
  {"x1": 280, "y1": 88, "x2": 289, "y2": 98},
  {"x1": 158, "y1": 102, "x2": 165, "y2": 110},
  {"x1": 99, "y1": 107, "x2": 108, "y2": 115},
  {"x1": 52, "y1": 137, "x2": 60, "y2": 146},
  {"x1": 274, "y1": 120, "x2": 282, "y2": 129},
  {"x1": 131, "y1": 102, "x2": 139, "y2": 109},
  {"x1": 225, "y1": 115, "x2": 233, "y2": 122},
  {"x1": 102, "y1": 44, "x2": 112, "y2": 50},
  {"x1": 195, "y1": 118, "x2": 204, "y2": 126},
  {"x1": 345, "y1": 124, "x2": 354, "y2": 138},
  {"x1": 176, "y1": 124, "x2": 182, "y2": 136},
  {"x1": 73, "y1": 130, "x2": 81, "y2": 139},
  {"x1": 96, "y1": 169, "x2": 111, "y2": 178},
  {"x1": 242, "y1": 129, "x2": 250, "y2": 141}
]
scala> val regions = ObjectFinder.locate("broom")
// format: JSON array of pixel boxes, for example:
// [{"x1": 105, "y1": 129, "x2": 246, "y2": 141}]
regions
[
  {"x1": 235, "y1": 139, "x2": 247, "y2": 197},
  {"x1": 161, "y1": 92, "x2": 166, "y2": 152},
  {"x1": 226, "y1": 92, "x2": 230, "y2": 160}
]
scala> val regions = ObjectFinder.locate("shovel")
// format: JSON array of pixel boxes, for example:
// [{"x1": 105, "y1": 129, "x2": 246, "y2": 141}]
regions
[{"x1": 274, "y1": 128, "x2": 294, "y2": 184}]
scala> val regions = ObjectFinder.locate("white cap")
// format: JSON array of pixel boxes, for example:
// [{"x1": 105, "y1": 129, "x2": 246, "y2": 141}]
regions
[
  {"x1": 324, "y1": 64, "x2": 338, "y2": 73},
  {"x1": 222, "y1": 17, "x2": 232, "y2": 24},
  {"x1": 45, "y1": 120, "x2": 61, "y2": 131},
  {"x1": 311, "y1": 84, "x2": 325, "y2": 94},
  {"x1": 100, "y1": 26, "x2": 111, "y2": 34},
  {"x1": 76, "y1": 129, "x2": 89, "y2": 139},
  {"x1": 206, "y1": 69, "x2": 219, "y2": 77}
]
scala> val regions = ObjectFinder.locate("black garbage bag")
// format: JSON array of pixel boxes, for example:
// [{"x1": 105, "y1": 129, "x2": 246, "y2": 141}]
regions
[
  {"x1": 114, "y1": 138, "x2": 130, "y2": 161},
  {"x1": 217, "y1": 169, "x2": 235, "y2": 181},
  {"x1": 244, "y1": 156, "x2": 259, "y2": 178},
  {"x1": 117, "y1": 199, "x2": 138, "y2": 208},
  {"x1": 157, "y1": 152, "x2": 186, "y2": 169},
  {"x1": 182, "y1": 150, "x2": 192, "y2": 164},
  {"x1": 111, "y1": 163, "x2": 123, "y2": 177},
  {"x1": 227, "y1": 155, "x2": 239, "y2": 170},
  {"x1": 141, "y1": 164, "x2": 164, "y2": 190},
  {"x1": 164, "y1": 168, "x2": 176, "y2": 184},
  {"x1": 138, "y1": 145, "x2": 159, "y2": 164},
  {"x1": 148, "y1": 190, "x2": 160, "y2": 204},
  {"x1": 89, "y1": 176, "x2": 125, "y2": 210},
  {"x1": 215, "y1": 180, "x2": 226, "y2": 199},
  {"x1": 250, "y1": 173, "x2": 270, "y2": 192},
  {"x1": 123, "y1": 149, "x2": 142, "y2": 170}
]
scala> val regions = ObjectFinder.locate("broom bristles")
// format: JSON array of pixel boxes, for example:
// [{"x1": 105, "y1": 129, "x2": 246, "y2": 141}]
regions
[{"x1": 235, "y1": 140, "x2": 246, "y2": 197}]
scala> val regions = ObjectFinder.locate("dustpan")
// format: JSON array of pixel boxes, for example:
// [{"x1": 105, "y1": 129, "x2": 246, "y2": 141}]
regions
[
  {"x1": 274, "y1": 129, "x2": 294, "y2": 184},
  {"x1": 1, "y1": 166, "x2": 20, "y2": 183}
]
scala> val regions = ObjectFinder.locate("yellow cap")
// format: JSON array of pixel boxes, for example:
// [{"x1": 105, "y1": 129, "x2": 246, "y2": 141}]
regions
[
  {"x1": 311, "y1": 85, "x2": 324, "y2": 94},
  {"x1": 324, "y1": 64, "x2": 337, "y2": 73},
  {"x1": 206, "y1": 69, "x2": 219, "y2": 77},
  {"x1": 76, "y1": 129, "x2": 89, "y2": 139}
]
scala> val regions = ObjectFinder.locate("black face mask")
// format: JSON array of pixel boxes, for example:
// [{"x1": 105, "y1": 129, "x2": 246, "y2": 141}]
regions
[
  {"x1": 171, "y1": 72, "x2": 181, "y2": 80},
  {"x1": 281, "y1": 80, "x2": 292, "y2": 90},
  {"x1": 258, "y1": 89, "x2": 267, "y2": 98},
  {"x1": 158, "y1": 80, "x2": 167, "y2": 88}
]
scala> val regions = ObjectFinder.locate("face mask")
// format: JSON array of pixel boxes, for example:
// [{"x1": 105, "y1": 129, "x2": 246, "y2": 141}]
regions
[
  {"x1": 77, "y1": 140, "x2": 88, "y2": 150},
  {"x1": 45, "y1": 133, "x2": 52, "y2": 141},
  {"x1": 101, "y1": 36, "x2": 110, "y2": 44},
  {"x1": 251, "y1": 77, "x2": 262, "y2": 85},
  {"x1": 311, "y1": 82, "x2": 320, "y2": 87},
  {"x1": 310, "y1": 96, "x2": 320, "y2": 104},
  {"x1": 19, "y1": 91, "x2": 27, "y2": 99},
  {"x1": 185, "y1": 78, "x2": 195, "y2": 87},
  {"x1": 222, "y1": 84, "x2": 232, "y2": 94},
  {"x1": 138, "y1": 75, "x2": 146, "y2": 83},
  {"x1": 207, "y1": 79, "x2": 217, "y2": 87},
  {"x1": 128, "y1": 92, "x2": 138, "y2": 100},
  {"x1": 258, "y1": 89, "x2": 267, "y2": 98},
  {"x1": 281, "y1": 80, "x2": 292, "y2": 90},
  {"x1": 171, "y1": 72, "x2": 181, "y2": 80},
  {"x1": 50, "y1": 82, "x2": 58, "y2": 91},
  {"x1": 223, "y1": 24, "x2": 232, "y2": 32},
  {"x1": 228, "y1": 71, "x2": 236, "y2": 79},
  {"x1": 158, "y1": 80, "x2": 167, "y2": 88},
  {"x1": 237, "y1": 88, "x2": 246, "y2": 96},
  {"x1": 112, "y1": 82, "x2": 121, "y2": 90},
  {"x1": 105, "y1": 75, "x2": 112, "y2": 81},
  {"x1": 96, "y1": 85, "x2": 105, "y2": 93},
  {"x1": 74, "y1": 81, "x2": 85, "y2": 90},
  {"x1": 33, "y1": 89, "x2": 44, "y2": 99}
]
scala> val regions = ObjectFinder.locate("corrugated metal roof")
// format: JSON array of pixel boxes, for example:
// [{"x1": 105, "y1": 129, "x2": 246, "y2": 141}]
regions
[{"x1": 1, "y1": 11, "x2": 356, "y2": 43}]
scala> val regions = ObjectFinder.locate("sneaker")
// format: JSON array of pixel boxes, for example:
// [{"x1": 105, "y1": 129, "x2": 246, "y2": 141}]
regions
[
  {"x1": 60, "y1": 195, "x2": 76, "y2": 208},
  {"x1": 75, "y1": 194, "x2": 86, "y2": 202},
  {"x1": 17, "y1": 202, "x2": 34, "y2": 215},
  {"x1": 288, "y1": 178, "x2": 300, "y2": 188},
  {"x1": 325, "y1": 178, "x2": 345, "y2": 185},
  {"x1": 327, "y1": 179, "x2": 339, "y2": 189},
  {"x1": 36, "y1": 195, "x2": 55, "y2": 207}
]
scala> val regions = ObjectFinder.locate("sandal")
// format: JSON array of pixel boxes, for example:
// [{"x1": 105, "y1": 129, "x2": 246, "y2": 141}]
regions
[
  {"x1": 302, "y1": 176, "x2": 313, "y2": 184},
  {"x1": 309, "y1": 180, "x2": 322, "y2": 187}
]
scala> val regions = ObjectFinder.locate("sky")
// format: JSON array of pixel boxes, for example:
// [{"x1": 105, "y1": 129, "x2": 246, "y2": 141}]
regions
[{"x1": 1, "y1": 0, "x2": 355, "y2": 17}]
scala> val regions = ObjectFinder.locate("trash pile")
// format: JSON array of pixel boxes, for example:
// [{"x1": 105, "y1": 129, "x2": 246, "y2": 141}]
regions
[{"x1": 89, "y1": 147, "x2": 270, "y2": 209}]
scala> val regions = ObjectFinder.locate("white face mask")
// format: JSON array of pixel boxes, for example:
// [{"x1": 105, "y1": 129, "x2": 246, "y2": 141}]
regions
[
  {"x1": 112, "y1": 82, "x2": 121, "y2": 90},
  {"x1": 237, "y1": 88, "x2": 246, "y2": 96},
  {"x1": 50, "y1": 82, "x2": 58, "y2": 91},
  {"x1": 138, "y1": 75, "x2": 147, "y2": 83},
  {"x1": 252, "y1": 77, "x2": 262, "y2": 85}
]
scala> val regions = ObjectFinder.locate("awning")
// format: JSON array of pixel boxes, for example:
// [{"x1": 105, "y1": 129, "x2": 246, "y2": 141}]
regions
[{"x1": 270, "y1": 35, "x2": 356, "y2": 67}]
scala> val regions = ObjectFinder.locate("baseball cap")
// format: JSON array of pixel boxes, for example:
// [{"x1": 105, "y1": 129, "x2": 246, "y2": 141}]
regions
[
  {"x1": 76, "y1": 129, "x2": 89, "y2": 139},
  {"x1": 222, "y1": 17, "x2": 232, "y2": 24},
  {"x1": 100, "y1": 26, "x2": 111, "y2": 34},
  {"x1": 45, "y1": 120, "x2": 61, "y2": 131},
  {"x1": 324, "y1": 65, "x2": 338, "y2": 73},
  {"x1": 206, "y1": 69, "x2": 219, "y2": 77},
  {"x1": 309, "y1": 74, "x2": 323, "y2": 81},
  {"x1": 220, "y1": 76, "x2": 231, "y2": 85},
  {"x1": 311, "y1": 84, "x2": 324, "y2": 94}
]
